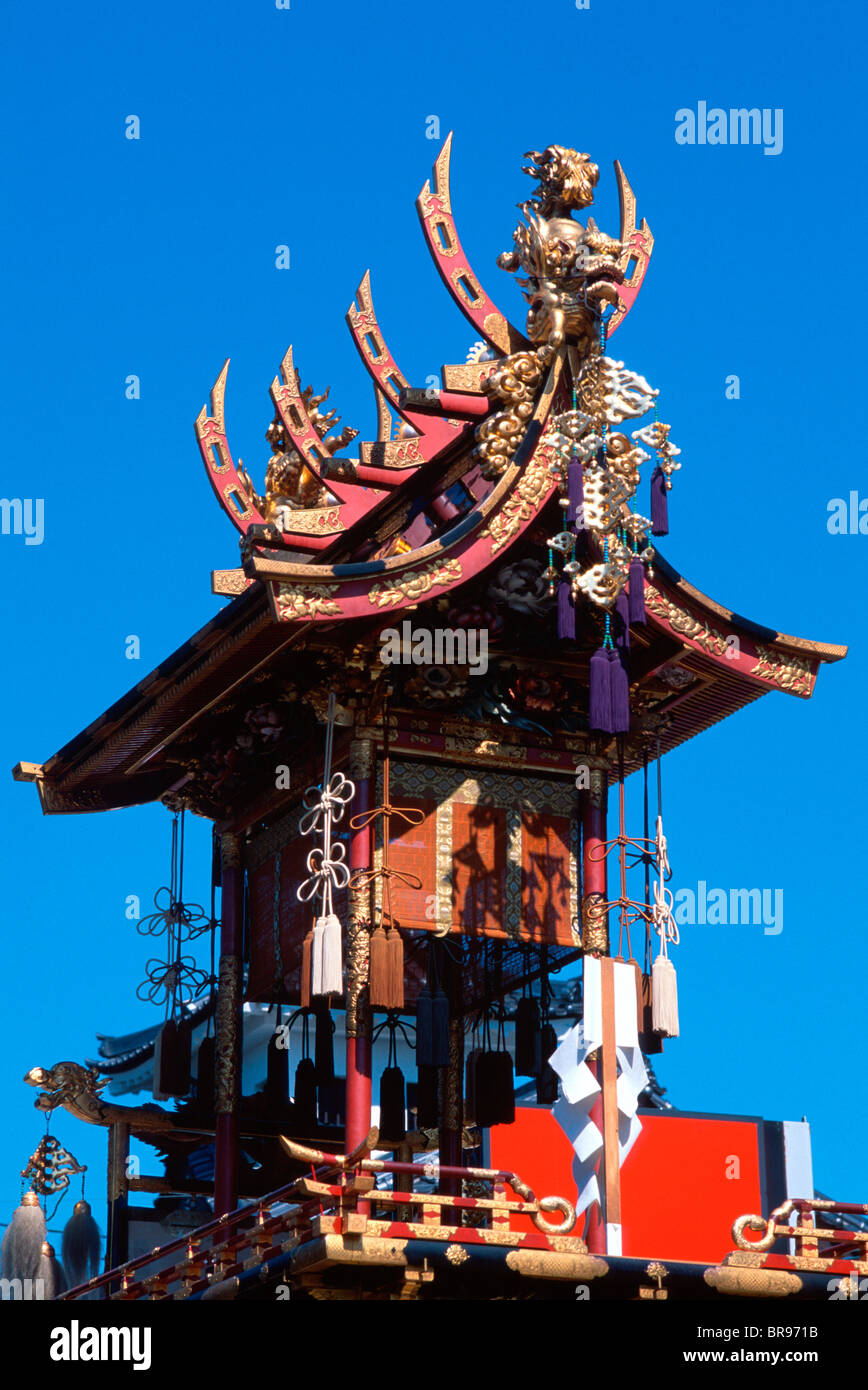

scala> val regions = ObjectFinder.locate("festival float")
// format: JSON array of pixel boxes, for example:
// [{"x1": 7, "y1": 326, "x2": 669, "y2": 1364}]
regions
[{"x1": 5, "y1": 136, "x2": 864, "y2": 1302}]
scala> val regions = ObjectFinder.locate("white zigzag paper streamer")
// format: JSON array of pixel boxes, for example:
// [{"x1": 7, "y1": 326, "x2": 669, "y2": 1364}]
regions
[{"x1": 549, "y1": 959, "x2": 648, "y2": 1217}]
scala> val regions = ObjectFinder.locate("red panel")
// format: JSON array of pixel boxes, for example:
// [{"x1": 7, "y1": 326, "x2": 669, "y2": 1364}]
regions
[
  {"x1": 490, "y1": 1108, "x2": 763, "y2": 1262},
  {"x1": 521, "y1": 811, "x2": 573, "y2": 945},
  {"x1": 385, "y1": 795, "x2": 438, "y2": 930},
  {"x1": 246, "y1": 835, "x2": 346, "y2": 1003},
  {"x1": 452, "y1": 801, "x2": 507, "y2": 934}
]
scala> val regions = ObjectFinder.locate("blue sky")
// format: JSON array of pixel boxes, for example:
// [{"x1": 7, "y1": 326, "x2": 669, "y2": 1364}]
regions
[{"x1": 1, "y1": 0, "x2": 866, "y2": 1232}]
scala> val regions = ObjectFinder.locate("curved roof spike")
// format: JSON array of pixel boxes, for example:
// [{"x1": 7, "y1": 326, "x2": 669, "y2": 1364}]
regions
[
  {"x1": 195, "y1": 358, "x2": 267, "y2": 536},
  {"x1": 346, "y1": 270, "x2": 459, "y2": 460},
  {"x1": 416, "y1": 132, "x2": 529, "y2": 357},
  {"x1": 605, "y1": 160, "x2": 654, "y2": 337}
]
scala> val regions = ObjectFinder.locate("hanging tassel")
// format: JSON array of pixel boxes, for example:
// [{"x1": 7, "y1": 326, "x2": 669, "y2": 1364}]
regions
[
  {"x1": 310, "y1": 917, "x2": 325, "y2": 998},
  {"x1": 514, "y1": 997, "x2": 541, "y2": 1077},
  {"x1": 639, "y1": 969, "x2": 664, "y2": 1053},
  {"x1": 589, "y1": 645, "x2": 614, "y2": 733},
  {"x1": 293, "y1": 1057, "x2": 318, "y2": 1131},
  {"x1": 300, "y1": 926, "x2": 313, "y2": 1009},
  {"x1": 38, "y1": 1240, "x2": 67, "y2": 1299},
  {"x1": 368, "y1": 924, "x2": 391, "y2": 1008},
  {"x1": 416, "y1": 985, "x2": 434, "y2": 1067},
  {"x1": 614, "y1": 588, "x2": 631, "y2": 651},
  {"x1": 153, "y1": 1018, "x2": 192, "y2": 1100},
  {"x1": 493, "y1": 1050, "x2": 516, "y2": 1125},
  {"x1": 474, "y1": 1050, "x2": 500, "y2": 1128},
  {"x1": 415, "y1": 1063, "x2": 439, "y2": 1129},
  {"x1": 386, "y1": 927, "x2": 404, "y2": 1010},
  {"x1": 536, "y1": 1024, "x2": 560, "y2": 1105},
  {"x1": 651, "y1": 954, "x2": 679, "y2": 1037},
  {"x1": 379, "y1": 1066, "x2": 406, "y2": 1143},
  {"x1": 319, "y1": 913, "x2": 343, "y2": 996},
  {"x1": 628, "y1": 557, "x2": 646, "y2": 624},
  {"x1": 557, "y1": 579, "x2": 576, "y2": 641},
  {"x1": 608, "y1": 648, "x2": 631, "y2": 733},
  {"x1": 650, "y1": 465, "x2": 669, "y2": 536},
  {"x1": 1, "y1": 1191, "x2": 46, "y2": 1282},
  {"x1": 265, "y1": 1025, "x2": 290, "y2": 1110},
  {"x1": 431, "y1": 988, "x2": 450, "y2": 1068},
  {"x1": 464, "y1": 1048, "x2": 482, "y2": 1125},
  {"x1": 196, "y1": 1035, "x2": 216, "y2": 1113},
  {"x1": 313, "y1": 1000, "x2": 335, "y2": 1085},
  {"x1": 61, "y1": 1198, "x2": 101, "y2": 1289},
  {"x1": 567, "y1": 455, "x2": 585, "y2": 530}
]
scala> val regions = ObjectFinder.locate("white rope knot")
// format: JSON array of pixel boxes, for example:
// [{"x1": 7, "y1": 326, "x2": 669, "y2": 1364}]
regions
[
  {"x1": 298, "y1": 772, "x2": 355, "y2": 837},
  {"x1": 652, "y1": 814, "x2": 678, "y2": 952}
]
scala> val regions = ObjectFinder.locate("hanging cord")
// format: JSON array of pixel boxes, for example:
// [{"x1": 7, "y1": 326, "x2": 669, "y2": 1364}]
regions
[
  {"x1": 651, "y1": 735, "x2": 678, "y2": 956},
  {"x1": 271, "y1": 848, "x2": 285, "y2": 1006},
  {"x1": 348, "y1": 702, "x2": 425, "y2": 929},
  {"x1": 296, "y1": 692, "x2": 355, "y2": 916}
]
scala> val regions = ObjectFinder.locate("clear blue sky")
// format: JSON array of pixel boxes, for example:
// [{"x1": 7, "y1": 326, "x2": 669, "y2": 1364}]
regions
[{"x1": 1, "y1": 0, "x2": 865, "y2": 1230}]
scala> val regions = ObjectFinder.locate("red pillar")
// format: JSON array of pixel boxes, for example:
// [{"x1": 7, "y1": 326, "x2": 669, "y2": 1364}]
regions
[
  {"x1": 214, "y1": 830, "x2": 243, "y2": 1217},
  {"x1": 581, "y1": 761, "x2": 609, "y2": 1254},
  {"x1": 345, "y1": 739, "x2": 374, "y2": 1151}
]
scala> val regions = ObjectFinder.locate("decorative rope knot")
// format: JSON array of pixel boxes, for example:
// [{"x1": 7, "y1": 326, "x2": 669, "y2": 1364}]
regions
[
  {"x1": 298, "y1": 771, "x2": 356, "y2": 837},
  {"x1": 297, "y1": 841, "x2": 351, "y2": 902}
]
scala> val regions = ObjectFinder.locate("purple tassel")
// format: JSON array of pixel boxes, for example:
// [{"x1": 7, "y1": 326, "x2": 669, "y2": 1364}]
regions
[
  {"x1": 614, "y1": 588, "x2": 631, "y2": 650},
  {"x1": 567, "y1": 456, "x2": 585, "y2": 530},
  {"x1": 557, "y1": 579, "x2": 575, "y2": 640},
  {"x1": 589, "y1": 646, "x2": 614, "y2": 732},
  {"x1": 650, "y1": 465, "x2": 669, "y2": 536},
  {"x1": 608, "y1": 648, "x2": 631, "y2": 732},
  {"x1": 628, "y1": 558, "x2": 646, "y2": 624}
]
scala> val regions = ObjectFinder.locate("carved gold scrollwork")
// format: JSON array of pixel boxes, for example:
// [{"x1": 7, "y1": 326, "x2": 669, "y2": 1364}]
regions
[{"x1": 581, "y1": 892, "x2": 609, "y2": 954}]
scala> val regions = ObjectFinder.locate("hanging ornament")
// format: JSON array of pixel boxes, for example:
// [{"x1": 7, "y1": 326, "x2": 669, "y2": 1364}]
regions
[
  {"x1": 296, "y1": 692, "x2": 356, "y2": 999},
  {"x1": 61, "y1": 1199, "x2": 101, "y2": 1289},
  {"x1": 313, "y1": 999, "x2": 335, "y2": 1086},
  {"x1": 1, "y1": 1191, "x2": 46, "y2": 1284},
  {"x1": 651, "y1": 811, "x2": 679, "y2": 1037},
  {"x1": 349, "y1": 708, "x2": 422, "y2": 1012},
  {"x1": 292, "y1": 1012, "x2": 318, "y2": 1132},
  {"x1": 376, "y1": 1018, "x2": 408, "y2": 1145},
  {"x1": 38, "y1": 1241, "x2": 67, "y2": 1298},
  {"x1": 265, "y1": 1008, "x2": 290, "y2": 1112}
]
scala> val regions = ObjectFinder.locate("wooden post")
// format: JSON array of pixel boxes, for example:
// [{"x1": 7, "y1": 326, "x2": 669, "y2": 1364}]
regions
[
  {"x1": 345, "y1": 738, "x2": 374, "y2": 1152},
  {"x1": 599, "y1": 956, "x2": 622, "y2": 1253},
  {"x1": 106, "y1": 1121, "x2": 130, "y2": 1276},
  {"x1": 214, "y1": 830, "x2": 243, "y2": 1217},
  {"x1": 581, "y1": 760, "x2": 609, "y2": 1254}
]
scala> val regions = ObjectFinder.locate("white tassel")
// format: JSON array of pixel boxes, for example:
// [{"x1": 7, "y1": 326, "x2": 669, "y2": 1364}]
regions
[
  {"x1": 319, "y1": 913, "x2": 343, "y2": 996},
  {"x1": 311, "y1": 916, "x2": 325, "y2": 996},
  {"x1": 38, "y1": 1240, "x2": 67, "y2": 1300},
  {"x1": 1, "y1": 1191, "x2": 46, "y2": 1283},
  {"x1": 652, "y1": 954, "x2": 679, "y2": 1037}
]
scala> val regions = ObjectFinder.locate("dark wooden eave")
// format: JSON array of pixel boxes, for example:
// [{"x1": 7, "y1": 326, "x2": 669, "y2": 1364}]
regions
[{"x1": 12, "y1": 554, "x2": 846, "y2": 817}]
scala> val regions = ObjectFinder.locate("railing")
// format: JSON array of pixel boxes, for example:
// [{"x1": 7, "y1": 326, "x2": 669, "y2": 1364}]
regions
[
  {"x1": 61, "y1": 1127, "x2": 577, "y2": 1300},
  {"x1": 733, "y1": 1198, "x2": 868, "y2": 1263}
]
